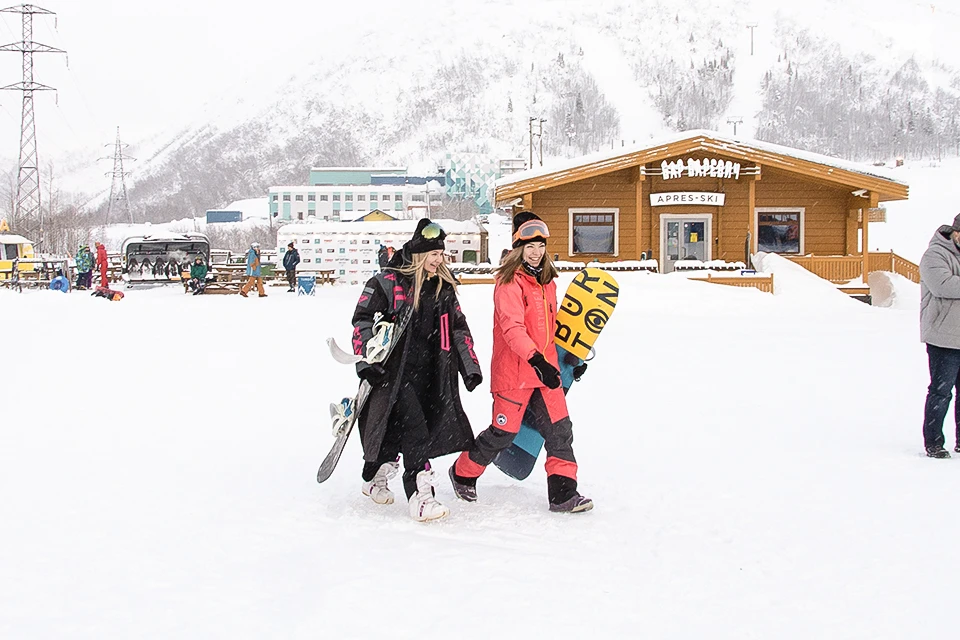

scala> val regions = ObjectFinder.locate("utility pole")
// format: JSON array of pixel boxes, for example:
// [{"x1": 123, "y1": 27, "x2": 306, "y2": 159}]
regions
[
  {"x1": 746, "y1": 23, "x2": 758, "y2": 56},
  {"x1": 528, "y1": 117, "x2": 535, "y2": 169},
  {"x1": 99, "y1": 126, "x2": 135, "y2": 225},
  {"x1": 727, "y1": 116, "x2": 743, "y2": 136},
  {"x1": 0, "y1": 4, "x2": 65, "y2": 251},
  {"x1": 529, "y1": 117, "x2": 545, "y2": 168},
  {"x1": 538, "y1": 118, "x2": 546, "y2": 167}
]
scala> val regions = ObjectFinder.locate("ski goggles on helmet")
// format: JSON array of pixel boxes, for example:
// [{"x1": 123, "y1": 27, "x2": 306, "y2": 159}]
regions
[
  {"x1": 513, "y1": 219, "x2": 550, "y2": 243},
  {"x1": 420, "y1": 222, "x2": 444, "y2": 239}
]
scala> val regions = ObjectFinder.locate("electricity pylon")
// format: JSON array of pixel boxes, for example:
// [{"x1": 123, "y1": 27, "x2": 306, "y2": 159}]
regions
[
  {"x1": 100, "y1": 126, "x2": 134, "y2": 225},
  {"x1": 0, "y1": 4, "x2": 65, "y2": 250}
]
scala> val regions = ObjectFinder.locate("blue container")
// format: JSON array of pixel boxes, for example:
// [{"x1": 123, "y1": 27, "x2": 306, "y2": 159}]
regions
[{"x1": 297, "y1": 275, "x2": 316, "y2": 296}]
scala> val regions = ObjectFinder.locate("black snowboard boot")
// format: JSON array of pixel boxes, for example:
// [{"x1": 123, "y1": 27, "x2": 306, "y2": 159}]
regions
[
  {"x1": 547, "y1": 474, "x2": 593, "y2": 513},
  {"x1": 448, "y1": 465, "x2": 477, "y2": 502},
  {"x1": 926, "y1": 446, "x2": 951, "y2": 459}
]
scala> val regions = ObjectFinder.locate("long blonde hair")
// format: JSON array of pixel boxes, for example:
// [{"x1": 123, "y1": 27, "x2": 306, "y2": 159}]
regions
[
  {"x1": 496, "y1": 245, "x2": 558, "y2": 285},
  {"x1": 396, "y1": 252, "x2": 458, "y2": 310}
]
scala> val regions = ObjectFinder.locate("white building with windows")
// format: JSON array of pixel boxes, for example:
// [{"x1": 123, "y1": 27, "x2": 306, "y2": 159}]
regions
[
  {"x1": 268, "y1": 167, "x2": 445, "y2": 222},
  {"x1": 277, "y1": 218, "x2": 489, "y2": 285}
]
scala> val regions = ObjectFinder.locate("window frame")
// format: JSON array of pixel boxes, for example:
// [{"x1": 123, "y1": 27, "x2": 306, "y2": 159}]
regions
[
  {"x1": 568, "y1": 208, "x2": 620, "y2": 257},
  {"x1": 754, "y1": 207, "x2": 805, "y2": 255}
]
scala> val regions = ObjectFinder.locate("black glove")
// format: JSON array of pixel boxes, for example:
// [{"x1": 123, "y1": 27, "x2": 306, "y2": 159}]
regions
[
  {"x1": 528, "y1": 353, "x2": 561, "y2": 389},
  {"x1": 464, "y1": 373, "x2": 482, "y2": 392},
  {"x1": 358, "y1": 363, "x2": 386, "y2": 384},
  {"x1": 563, "y1": 351, "x2": 588, "y2": 381}
]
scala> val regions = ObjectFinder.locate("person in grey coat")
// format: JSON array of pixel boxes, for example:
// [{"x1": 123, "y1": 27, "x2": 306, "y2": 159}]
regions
[{"x1": 919, "y1": 213, "x2": 960, "y2": 458}]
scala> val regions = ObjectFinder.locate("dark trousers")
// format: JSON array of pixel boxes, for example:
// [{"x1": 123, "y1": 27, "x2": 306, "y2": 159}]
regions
[
  {"x1": 468, "y1": 389, "x2": 576, "y2": 473},
  {"x1": 922, "y1": 343, "x2": 960, "y2": 449},
  {"x1": 286, "y1": 269, "x2": 296, "y2": 289},
  {"x1": 362, "y1": 383, "x2": 431, "y2": 499}
]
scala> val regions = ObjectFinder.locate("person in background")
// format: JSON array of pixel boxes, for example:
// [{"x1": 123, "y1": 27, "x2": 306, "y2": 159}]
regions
[
  {"x1": 95, "y1": 242, "x2": 109, "y2": 288},
  {"x1": 75, "y1": 245, "x2": 94, "y2": 290},
  {"x1": 919, "y1": 213, "x2": 960, "y2": 458},
  {"x1": 188, "y1": 256, "x2": 208, "y2": 295},
  {"x1": 239, "y1": 242, "x2": 266, "y2": 298},
  {"x1": 449, "y1": 211, "x2": 593, "y2": 513},
  {"x1": 377, "y1": 244, "x2": 389, "y2": 270},
  {"x1": 283, "y1": 241, "x2": 301, "y2": 293}
]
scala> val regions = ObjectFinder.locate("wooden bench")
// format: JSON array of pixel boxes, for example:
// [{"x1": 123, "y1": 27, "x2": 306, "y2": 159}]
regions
[{"x1": 202, "y1": 282, "x2": 242, "y2": 295}]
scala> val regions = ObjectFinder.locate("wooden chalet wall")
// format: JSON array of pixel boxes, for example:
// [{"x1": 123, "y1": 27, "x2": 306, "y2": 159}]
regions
[
  {"x1": 527, "y1": 152, "x2": 856, "y2": 264},
  {"x1": 531, "y1": 168, "x2": 638, "y2": 261}
]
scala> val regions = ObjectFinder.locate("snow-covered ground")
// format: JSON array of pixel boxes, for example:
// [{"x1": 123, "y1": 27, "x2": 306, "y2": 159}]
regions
[{"x1": 0, "y1": 264, "x2": 949, "y2": 638}]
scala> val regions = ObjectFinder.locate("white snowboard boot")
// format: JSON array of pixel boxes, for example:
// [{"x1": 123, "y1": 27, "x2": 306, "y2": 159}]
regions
[
  {"x1": 361, "y1": 460, "x2": 399, "y2": 505},
  {"x1": 408, "y1": 468, "x2": 450, "y2": 522}
]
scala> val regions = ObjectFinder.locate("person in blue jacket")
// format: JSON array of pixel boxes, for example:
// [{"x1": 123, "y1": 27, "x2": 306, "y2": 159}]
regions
[
  {"x1": 283, "y1": 241, "x2": 300, "y2": 293},
  {"x1": 239, "y1": 242, "x2": 266, "y2": 298}
]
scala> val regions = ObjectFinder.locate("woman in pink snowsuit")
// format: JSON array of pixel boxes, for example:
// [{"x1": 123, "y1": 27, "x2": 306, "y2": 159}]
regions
[{"x1": 449, "y1": 212, "x2": 593, "y2": 513}]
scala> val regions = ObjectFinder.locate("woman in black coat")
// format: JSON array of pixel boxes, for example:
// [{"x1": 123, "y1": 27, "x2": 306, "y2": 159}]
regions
[{"x1": 352, "y1": 218, "x2": 482, "y2": 521}]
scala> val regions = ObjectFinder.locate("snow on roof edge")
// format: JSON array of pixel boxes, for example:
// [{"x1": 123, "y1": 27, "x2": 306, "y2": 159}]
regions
[{"x1": 496, "y1": 129, "x2": 907, "y2": 190}]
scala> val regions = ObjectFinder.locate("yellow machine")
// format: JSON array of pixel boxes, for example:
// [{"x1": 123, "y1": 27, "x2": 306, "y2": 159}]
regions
[{"x1": 0, "y1": 233, "x2": 36, "y2": 279}]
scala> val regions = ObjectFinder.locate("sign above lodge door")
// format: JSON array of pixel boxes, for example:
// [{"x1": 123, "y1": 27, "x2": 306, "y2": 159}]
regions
[
  {"x1": 660, "y1": 158, "x2": 742, "y2": 180},
  {"x1": 650, "y1": 192, "x2": 726, "y2": 207}
]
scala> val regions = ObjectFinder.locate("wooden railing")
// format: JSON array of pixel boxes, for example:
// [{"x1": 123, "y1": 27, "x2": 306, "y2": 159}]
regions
[
  {"x1": 786, "y1": 252, "x2": 920, "y2": 284},
  {"x1": 691, "y1": 273, "x2": 775, "y2": 294},
  {"x1": 868, "y1": 251, "x2": 921, "y2": 283}
]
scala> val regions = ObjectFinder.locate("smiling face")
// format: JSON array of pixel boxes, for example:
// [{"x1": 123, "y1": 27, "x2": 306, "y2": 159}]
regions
[
  {"x1": 522, "y1": 242, "x2": 546, "y2": 268},
  {"x1": 423, "y1": 249, "x2": 444, "y2": 274}
]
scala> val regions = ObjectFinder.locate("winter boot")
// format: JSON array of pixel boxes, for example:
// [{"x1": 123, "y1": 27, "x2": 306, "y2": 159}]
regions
[
  {"x1": 926, "y1": 446, "x2": 951, "y2": 459},
  {"x1": 547, "y1": 474, "x2": 594, "y2": 513},
  {"x1": 448, "y1": 465, "x2": 477, "y2": 502},
  {"x1": 955, "y1": 444, "x2": 960, "y2": 454},
  {"x1": 361, "y1": 460, "x2": 400, "y2": 505},
  {"x1": 408, "y1": 467, "x2": 450, "y2": 522}
]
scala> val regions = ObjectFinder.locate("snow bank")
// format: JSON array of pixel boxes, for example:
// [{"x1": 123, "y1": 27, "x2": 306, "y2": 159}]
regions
[{"x1": 752, "y1": 251, "x2": 860, "y2": 309}]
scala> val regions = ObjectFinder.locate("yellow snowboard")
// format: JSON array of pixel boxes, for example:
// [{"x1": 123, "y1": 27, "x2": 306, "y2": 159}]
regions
[{"x1": 555, "y1": 267, "x2": 619, "y2": 360}]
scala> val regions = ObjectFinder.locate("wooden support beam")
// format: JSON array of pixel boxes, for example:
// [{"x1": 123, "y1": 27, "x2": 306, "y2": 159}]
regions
[
  {"x1": 747, "y1": 174, "x2": 757, "y2": 255},
  {"x1": 635, "y1": 166, "x2": 645, "y2": 260}
]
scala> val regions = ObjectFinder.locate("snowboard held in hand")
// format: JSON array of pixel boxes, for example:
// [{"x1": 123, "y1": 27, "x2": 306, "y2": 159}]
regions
[
  {"x1": 317, "y1": 305, "x2": 413, "y2": 483},
  {"x1": 493, "y1": 268, "x2": 619, "y2": 480}
]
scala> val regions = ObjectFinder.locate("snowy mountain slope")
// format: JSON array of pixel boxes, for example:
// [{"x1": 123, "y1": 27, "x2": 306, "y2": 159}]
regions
[
  {"x1": 0, "y1": 269, "x2": 953, "y2": 638},
  {"x1": 36, "y1": 0, "x2": 960, "y2": 223}
]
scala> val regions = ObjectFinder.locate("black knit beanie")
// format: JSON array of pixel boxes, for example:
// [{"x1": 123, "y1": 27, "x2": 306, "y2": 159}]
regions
[{"x1": 403, "y1": 218, "x2": 447, "y2": 254}]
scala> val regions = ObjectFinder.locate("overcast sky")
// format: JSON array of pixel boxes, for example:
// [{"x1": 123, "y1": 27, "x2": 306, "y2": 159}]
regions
[
  {"x1": 0, "y1": 0, "x2": 954, "y2": 175},
  {"x1": 0, "y1": 0, "x2": 407, "y2": 166}
]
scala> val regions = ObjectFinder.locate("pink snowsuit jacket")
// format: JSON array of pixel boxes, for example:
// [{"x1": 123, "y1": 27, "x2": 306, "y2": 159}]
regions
[{"x1": 490, "y1": 270, "x2": 560, "y2": 393}]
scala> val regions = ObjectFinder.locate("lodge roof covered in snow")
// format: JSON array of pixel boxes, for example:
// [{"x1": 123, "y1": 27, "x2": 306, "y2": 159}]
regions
[{"x1": 495, "y1": 129, "x2": 909, "y2": 204}]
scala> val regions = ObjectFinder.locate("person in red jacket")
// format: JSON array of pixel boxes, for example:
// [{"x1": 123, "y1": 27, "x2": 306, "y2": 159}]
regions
[
  {"x1": 95, "y1": 242, "x2": 109, "y2": 288},
  {"x1": 449, "y1": 211, "x2": 593, "y2": 513}
]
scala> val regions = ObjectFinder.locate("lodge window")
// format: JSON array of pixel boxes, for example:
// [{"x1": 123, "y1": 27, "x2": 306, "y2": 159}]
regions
[
  {"x1": 320, "y1": 195, "x2": 328, "y2": 201},
  {"x1": 295, "y1": 195, "x2": 304, "y2": 202},
  {"x1": 757, "y1": 209, "x2": 803, "y2": 254},
  {"x1": 569, "y1": 209, "x2": 618, "y2": 255},
  {"x1": 307, "y1": 194, "x2": 315, "y2": 201}
]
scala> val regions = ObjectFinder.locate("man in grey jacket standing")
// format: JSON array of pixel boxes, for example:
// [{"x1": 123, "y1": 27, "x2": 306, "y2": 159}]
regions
[{"x1": 919, "y1": 213, "x2": 960, "y2": 458}]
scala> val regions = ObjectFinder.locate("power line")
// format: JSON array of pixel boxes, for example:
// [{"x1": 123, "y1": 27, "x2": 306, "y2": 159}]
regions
[{"x1": 0, "y1": 3, "x2": 66, "y2": 250}]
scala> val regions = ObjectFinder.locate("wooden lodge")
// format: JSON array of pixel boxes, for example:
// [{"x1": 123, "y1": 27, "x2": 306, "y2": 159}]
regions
[{"x1": 495, "y1": 130, "x2": 915, "y2": 285}]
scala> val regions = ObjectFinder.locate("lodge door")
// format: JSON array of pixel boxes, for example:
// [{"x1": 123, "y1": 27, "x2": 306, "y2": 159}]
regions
[{"x1": 660, "y1": 214, "x2": 711, "y2": 273}]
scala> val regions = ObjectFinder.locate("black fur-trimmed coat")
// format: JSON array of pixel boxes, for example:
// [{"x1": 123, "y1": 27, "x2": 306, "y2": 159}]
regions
[{"x1": 351, "y1": 265, "x2": 481, "y2": 462}]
